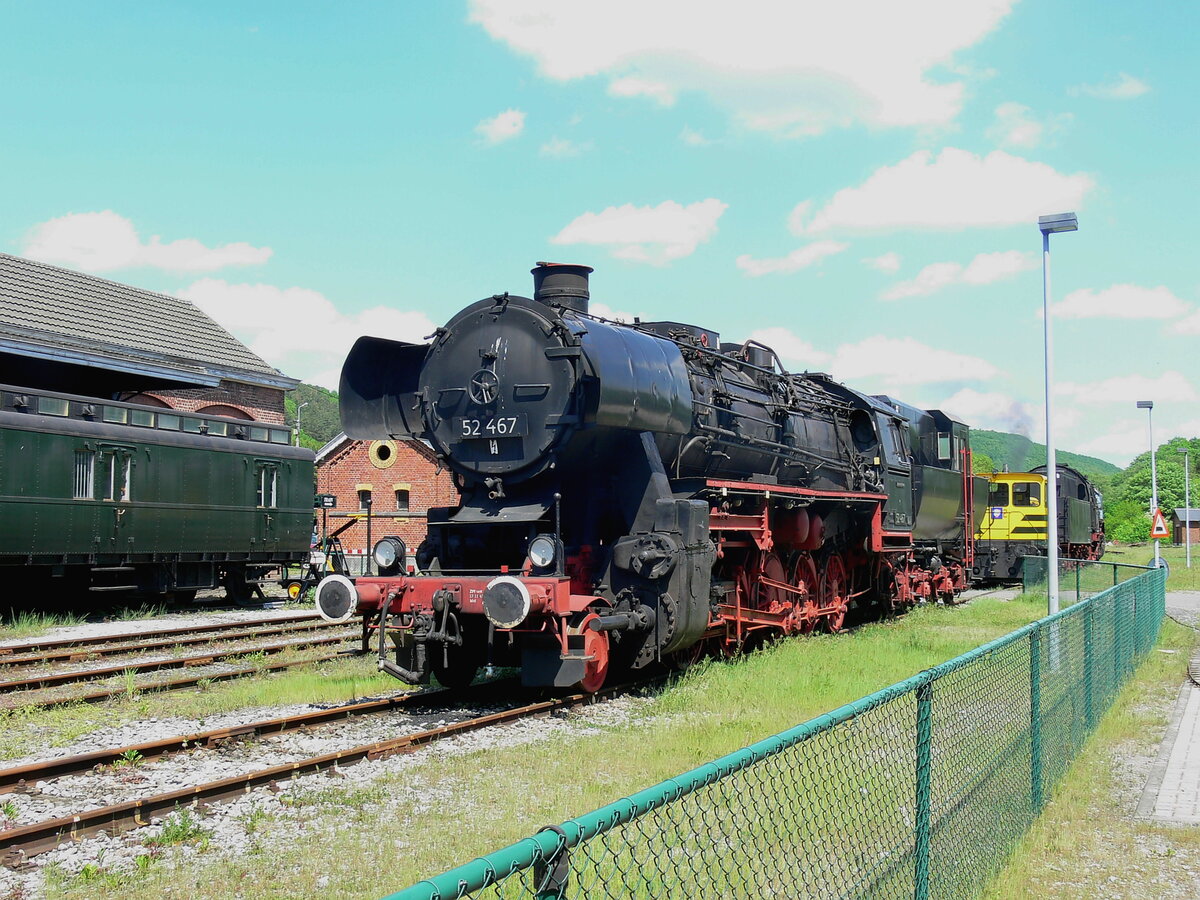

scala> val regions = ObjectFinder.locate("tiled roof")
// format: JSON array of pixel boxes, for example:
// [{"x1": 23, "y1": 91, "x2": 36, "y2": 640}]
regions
[{"x1": 0, "y1": 253, "x2": 293, "y2": 387}]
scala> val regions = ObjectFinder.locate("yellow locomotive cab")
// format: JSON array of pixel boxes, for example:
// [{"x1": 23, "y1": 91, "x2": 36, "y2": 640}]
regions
[{"x1": 977, "y1": 473, "x2": 1049, "y2": 543}]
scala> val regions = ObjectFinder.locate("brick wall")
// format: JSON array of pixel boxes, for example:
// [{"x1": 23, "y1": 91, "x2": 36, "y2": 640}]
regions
[
  {"x1": 140, "y1": 380, "x2": 287, "y2": 424},
  {"x1": 316, "y1": 437, "x2": 458, "y2": 558}
]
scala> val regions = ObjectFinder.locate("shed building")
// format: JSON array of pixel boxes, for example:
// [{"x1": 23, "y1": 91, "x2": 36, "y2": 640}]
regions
[
  {"x1": 1172, "y1": 508, "x2": 1200, "y2": 546},
  {"x1": 0, "y1": 253, "x2": 296, "y2": 422}
]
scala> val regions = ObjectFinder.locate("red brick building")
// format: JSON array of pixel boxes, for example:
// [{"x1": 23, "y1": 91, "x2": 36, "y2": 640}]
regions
[
  {"x1": 1173, "y1": 509, "x2": 1200, "y2": 545},
  {"x1": 315, "y1": 433, "x2": 458, "y2": 562}
]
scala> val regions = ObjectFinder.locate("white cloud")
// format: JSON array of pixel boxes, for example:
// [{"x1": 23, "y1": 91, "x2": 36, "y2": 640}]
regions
[
  {"x1": 882, "y1": 250, "x2": 1037, "y2": 300},
  {"x1": 736, "y1": 240, "x2": 848, "y2": 277},
  {"x1": 863, "y1": 252, "x2": 901, "y2": 274},
  {"x1": 589, "y1": 300, "x2": 639, "y2": 323},
  {"x1": 750, "y1": 328, "x2": 997, "y2": 386},
  {"x1": 539, "y1": 136, "x2": 592, "y2": 158},
  {"x1": 679, "y1": 126, "x2": 712, "y2": 147},
  {"x1": 830, "y1": 335, "x2": 999, "y2": 386},
  {"x1": 791, "y1": 148, "x2": 1094, "y2": 234},
  {"x1": 550, "y1": 199, "x2": 728, "y2": 265},
  {"x1": 941, "y1": 387, "x2": 1037, "y2": 437},
  {"x1": 475, "y1": 108, "x2": 526, "y2": 144},
  {"x1": 747, "y1": 327, "x2": 832, "y2": 370},
  {"x1": 1073, "y1": 425, "x2": 1150, "y2": 464},
  {"x1": 1071, "y1": 72, "x2": 1150, "y2": 100},
  {"x1": 1056, "y1": 372, "x2": 1197, "y2": 406},
  {"x1": 608, "y1": 76, "x2": 675, "y2": 106},
  {"x1": 1177, "y1": 310, "x2": 1200, "y2": 335},
  {"x1": 469, "y1": 0, "x2": 1016, "y2": 137},
  {"x1": 1049, "y1": 284, "x2": 1190, "y2": 320},
  {"x1": 178, "y1": 279, "x2": 435, "y2": 390},
  {"x1": 988, "y1": 102, "x2": 1042, "y2": 148},
  {"x1": 22, "y1": 210, "x2": 272, "y2": 274}
]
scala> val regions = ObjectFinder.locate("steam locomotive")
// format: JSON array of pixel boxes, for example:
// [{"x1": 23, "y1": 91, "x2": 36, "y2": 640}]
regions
[{"x1": 316, "y1": 264, "x2": 987, "y2": 691}]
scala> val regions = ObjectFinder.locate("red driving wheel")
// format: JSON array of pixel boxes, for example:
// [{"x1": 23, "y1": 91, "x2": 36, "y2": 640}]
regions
[{"x1": 573, "y1": 614, "x2": 611, "y2": 693}]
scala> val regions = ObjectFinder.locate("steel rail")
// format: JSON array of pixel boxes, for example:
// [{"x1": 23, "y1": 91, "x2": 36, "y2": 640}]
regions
[
  {"x1": 0, "y1": 619, "x2": 345, "y2": 669},
  {"x1": 0, "y1": 649, "x2": 351, "y2": 711},
  {"x1": 0, "y1": 613, "x2": 320, "y2": 656},
  {"x1": 0, "y1": 632, "x2": 355, "y2": 694},
  {"x1": 0, "y1": 686, "x2": 617, "y2": 866}
]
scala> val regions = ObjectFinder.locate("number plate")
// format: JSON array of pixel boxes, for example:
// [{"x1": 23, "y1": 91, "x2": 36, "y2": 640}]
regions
[{"x1": 454, "y1": 414, "x2": 529, "y2": 439}]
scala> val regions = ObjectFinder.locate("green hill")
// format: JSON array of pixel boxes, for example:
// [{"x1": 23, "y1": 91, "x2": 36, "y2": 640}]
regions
[
  {"x1": 969, "y1": 429, "x2": 1120, "y2": 483},
  {"x1": 284, "y1": 383, "x2": 341, "y2": 451}
]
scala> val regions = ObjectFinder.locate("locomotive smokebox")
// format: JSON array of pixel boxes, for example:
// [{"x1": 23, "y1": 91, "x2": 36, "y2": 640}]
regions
[{"x1": 532, "y1": 262, "x2": 593, "y2": 314}]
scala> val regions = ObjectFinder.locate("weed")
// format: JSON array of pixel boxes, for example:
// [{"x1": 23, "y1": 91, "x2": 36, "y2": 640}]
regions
[
  {"x1": 145, "y1": 807, "x2": 210, "y2": 847},
  {"x1": 1, "y1": 800, "x2": 17, "y2": 820},
  {"x1": 240, "y1": 806, "x2": 270, "y2": 835},
  {"x1": 121, "y1": 668, "x2": 139, "y2": 699},
  {"x1": 113, "y1": 749, "x2": 143, "y2": 768}
]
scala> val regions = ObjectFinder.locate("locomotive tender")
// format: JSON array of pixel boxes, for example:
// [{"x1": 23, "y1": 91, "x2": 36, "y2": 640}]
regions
[
  {"x1": 0, "y1": 384, "x2": 315, "y2": 601},
  {"x1": 317, "y1": 264, "x2": 986, "y2": 691}
]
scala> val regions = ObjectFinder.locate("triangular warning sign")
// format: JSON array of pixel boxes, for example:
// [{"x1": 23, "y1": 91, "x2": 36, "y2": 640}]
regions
[{"x1": 1151, "y1": 508, "x2": 1170, "y2": 539}]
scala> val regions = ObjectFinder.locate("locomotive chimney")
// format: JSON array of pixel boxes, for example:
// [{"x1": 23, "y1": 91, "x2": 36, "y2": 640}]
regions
[{"x1": 532, "y1": 262, "x2": 593, "y2": 314}]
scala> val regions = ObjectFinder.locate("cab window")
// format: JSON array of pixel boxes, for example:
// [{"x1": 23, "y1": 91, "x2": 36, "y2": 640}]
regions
[
  {"x1": 988, "y1": 482, "x2": 1010, "y2": 506},
  {"x1": 1012, "y1": 481, "x2": 1042, "y2": 507}
]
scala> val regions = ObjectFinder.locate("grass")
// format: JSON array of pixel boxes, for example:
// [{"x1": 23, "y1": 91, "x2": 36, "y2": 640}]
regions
[
  {"x1": 0, "y1": 653, "x2": 401, "y2": 761},
  {"x1": 984, "y1": 616, "x2": 1200, "y2": 898},
  {"x1": 0, "y1": 610, "x2": 89, "y2": 641},
  {"x1": 40, "y1": 591, "x2": 1060, "y2": 899},
  {"x1": 1104, "y1": 542, "x2": 1200, "y2": 592}
]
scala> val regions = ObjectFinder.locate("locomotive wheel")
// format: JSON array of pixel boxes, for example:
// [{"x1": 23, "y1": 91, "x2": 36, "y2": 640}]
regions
[
  {"x1": 751, "y1": 552, "x2": 788, "y2": 613},
  {"x1": 573, "y1": 614, "x2": 611, "y2": 693},
  {"x1": 791, "y1": 555, "x2": 821, "y2": 634},
  {"x1": 819, "y1": 554, "x2": 849, "y2": 633},
  {"x1": 431, "y1": 649, "x2": 480, "y2": 689}
]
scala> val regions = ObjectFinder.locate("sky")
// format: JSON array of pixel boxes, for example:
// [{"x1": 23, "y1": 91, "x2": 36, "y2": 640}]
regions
[{"x1": 2, "y1": 1, "x2": 1197, "y2": 467}]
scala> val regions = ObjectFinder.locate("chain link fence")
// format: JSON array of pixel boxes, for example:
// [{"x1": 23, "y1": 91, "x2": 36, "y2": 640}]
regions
[{"x1": 386, "y1": 564, "x2": 1166, "y2": 900}]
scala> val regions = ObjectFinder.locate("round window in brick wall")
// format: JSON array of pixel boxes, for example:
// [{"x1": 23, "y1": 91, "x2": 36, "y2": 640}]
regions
[{"x1": 369, "y1": 440, "x2": 398, "y2": 469}]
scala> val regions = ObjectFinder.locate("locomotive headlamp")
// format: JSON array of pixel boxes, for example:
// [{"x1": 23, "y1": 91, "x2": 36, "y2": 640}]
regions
[
  {"x1": 528, "y1": 535, "x2": 557, "y2": 569},
  {"x1": 373, "y1": 537, "x2": 406, "y2": 574},
  {"x1": 315, "y1": 574, "x2": 358, "y2": 624},
  {"x1": 483, "y1": 575, "x2": 532, "y2": 629}
]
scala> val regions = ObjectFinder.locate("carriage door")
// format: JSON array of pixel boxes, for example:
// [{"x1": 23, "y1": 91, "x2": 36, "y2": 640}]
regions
[
  {"x1": 878, "y1": 416, "x2": 913, "y2": 529},
  {"x1": 255, "y1": 461, "x2": 279, "y2": 550},
  {"x1": 99, "y1": 445, "x2": 135, "y2": 549}
]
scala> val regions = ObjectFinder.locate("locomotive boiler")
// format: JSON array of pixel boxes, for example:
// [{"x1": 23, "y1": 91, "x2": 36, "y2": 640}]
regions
[{"x1": 316, "y1": 264, "x2": 986, "y2": 691}]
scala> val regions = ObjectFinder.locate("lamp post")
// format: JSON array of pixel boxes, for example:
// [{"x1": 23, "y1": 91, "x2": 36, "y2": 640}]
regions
[
  {"x1": 294, "y1": 401, "x2": 309, "y2": 447},
  {"x1": 1180, "y1": 447, "x2": 1192, "y2": 569},
  {"x1": 1039, "y1": 212, "x2": 1078, "y2": 615},
  {"x1": 1137, "y1": 400, "x2": 1160, "y2": 569}
]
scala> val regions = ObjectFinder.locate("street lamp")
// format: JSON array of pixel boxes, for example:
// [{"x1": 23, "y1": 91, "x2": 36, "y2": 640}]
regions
[
  {"x1": 1137, "y1": 400, "x2": 1160, "y2": 569},
  {"x1": 1039, "y1": 212, "x2": 1078, "y2": 615},
  {"x1": 294, "y1": 401, "x2": 309, "y2": 447},
  {"x1": 1180, "y1": 447, "x2": 1192, "y2": 569}
]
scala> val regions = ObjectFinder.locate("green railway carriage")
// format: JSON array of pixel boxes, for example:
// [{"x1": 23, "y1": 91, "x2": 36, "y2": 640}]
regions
[{"x1": 0, "y1": 384, "x2": 315, "y2": 600}]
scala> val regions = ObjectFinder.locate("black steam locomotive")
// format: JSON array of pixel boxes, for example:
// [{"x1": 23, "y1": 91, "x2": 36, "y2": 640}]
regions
[{"x1": 316, "y1": 264, "x2": 986, "y2": 691}]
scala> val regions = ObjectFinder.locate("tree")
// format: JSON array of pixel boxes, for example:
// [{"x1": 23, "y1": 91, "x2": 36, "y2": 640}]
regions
[{"x1": 972, "y1": 452, "x2": 996, "y2": 474}]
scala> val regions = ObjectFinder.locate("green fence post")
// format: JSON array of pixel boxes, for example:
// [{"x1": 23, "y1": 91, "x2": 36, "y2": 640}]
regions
[
  {"x1": 915, "y1": 677, "x2": 933, "y2": 900},
  {"x1": 1030, "y1": 629, "x2": 1043, "y2": 815},
  {"x1": 1076, "y1": 565, "x2": 1081, "y2": 603},
  {"x1": 1083, "y1": 608, "x2": 1094, "y2": 732}
]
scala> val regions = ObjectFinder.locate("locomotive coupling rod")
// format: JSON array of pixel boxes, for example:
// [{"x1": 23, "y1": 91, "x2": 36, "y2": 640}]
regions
[{"x1": 588, "y1": 606, "x2": 655, "y2": 633}]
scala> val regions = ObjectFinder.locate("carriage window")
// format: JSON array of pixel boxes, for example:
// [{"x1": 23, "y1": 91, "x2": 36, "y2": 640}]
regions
[
  {"x1": 1012, "y1": 482, "x2": 1042, "y2": 507},
  {"x1": 937, "y1": 432, "x2": 951, "y2": 461},
  {"x1": 73, "y1": 450, "x2": 95, "y2": 500},
  {"x1": 183, "y1": 418, "x2": 204, "y2": 433},
  {"x1": 100, "y1": 450, "x2": 131, "y2": 502},
  {"x1": 103, "y1": 407, "x2": 128, "y2": 424},
  {"x1": 269, "y1": 429, "x2": 289, "y2": 444},
  {"x1": 250, "y1": 426, "x2": 270, "y2": 442},
  {"x1": 38, "y1": 397, "x2": 69, "y2": 417},
  {"x1": 131, "y1": 409, "x2": 155, "y2": 427},
  {"x1": 207, "y1": 421, "x2": 227, "y2": 436},
  {"x1": 988, "y1": 482, "x2": 1010, "y2": 506},
  {"x1": 256, "y1": 464, "x2": 278, "y2": 508}
]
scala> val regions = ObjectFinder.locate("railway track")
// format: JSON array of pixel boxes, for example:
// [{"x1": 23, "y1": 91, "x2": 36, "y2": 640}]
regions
[
  {"x1": 0, "y1": 618, "x2": 347, "y2": 670},
  {"x1": 0, "y1": 616, "x2": 364, "y2": 709},
  {"x1": 0, "y1": 682, "x2": 616, "y2": 866}
]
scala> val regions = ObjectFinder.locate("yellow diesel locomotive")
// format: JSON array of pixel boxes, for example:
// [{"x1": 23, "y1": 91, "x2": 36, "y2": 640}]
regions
[{"x1": 972, "y1": 464, "x2": 1104, "y2": 581}]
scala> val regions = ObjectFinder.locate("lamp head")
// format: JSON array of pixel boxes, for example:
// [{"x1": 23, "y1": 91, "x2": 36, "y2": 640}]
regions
[
  {"x1": 1039, "y1": 212, "x2": 1079, "y2": 234},
  {"x1": 1136, "y1": 400, "x2": 1154, "y2": 410}
]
